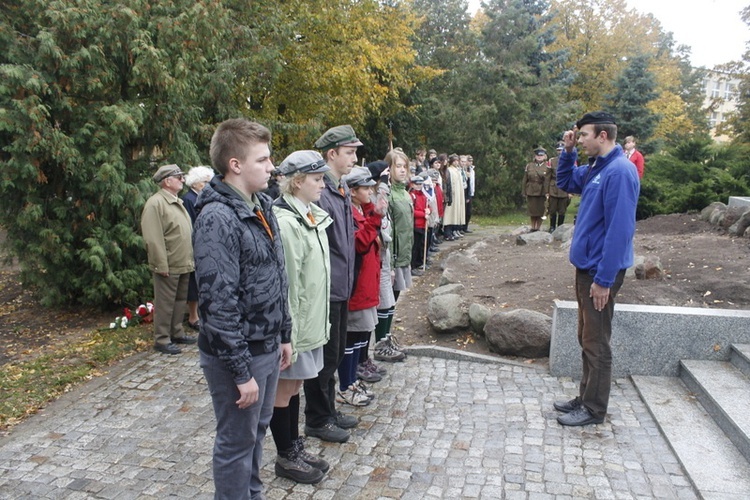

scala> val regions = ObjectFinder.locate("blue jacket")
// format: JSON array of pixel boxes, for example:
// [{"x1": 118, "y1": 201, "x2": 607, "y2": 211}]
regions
[
  {"x1": 556, "y1": 144, "x2": 640, "y2": 288},
  {"x1": 193, "y1": 176, "x2": 292, "y2": 384}
]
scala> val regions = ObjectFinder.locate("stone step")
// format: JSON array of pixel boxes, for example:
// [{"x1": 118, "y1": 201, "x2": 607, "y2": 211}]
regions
[
  {"x1": 632, "y1": 375, "x2": 750, "y2": 498},
  {"x1": 731, "y1": 343, "x2": 750, "y2": 377},
  {"x1": 680, "y1": 359, "x2": 750, "y2": 465}
]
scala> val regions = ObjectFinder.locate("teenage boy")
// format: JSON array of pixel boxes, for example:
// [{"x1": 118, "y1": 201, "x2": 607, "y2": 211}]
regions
[
  {"x1": 193, "y1": 118, "x2": 293, "y2": 499},
  {"x1": 303, "y1": 124, "x2": 362, "y2": 443}
]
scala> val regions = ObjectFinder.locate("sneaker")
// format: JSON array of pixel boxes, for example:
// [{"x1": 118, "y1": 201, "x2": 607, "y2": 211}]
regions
[
  {"x1": 356, "y1": 363, "x2": 382, "y2": 383},
  {"x1": 411, "y1": 268, "x2": 424, "y2": 277},
  {"x1": 374, "y1": 342, "x2": 406, "y2": 362},
  {"x1": 275, "y1": 449, "x2": 324, "y2": 484},
  {"x1": 292, "y1": 437, "x2": 330, "y2": 473},
  {"x1": 553, "y1": 397, "x2": 582, "y2": 413},
  {"x1": 305, "y1": 422, "x2": 350, "y2": 443},
  {"x1": 335, "y1": 411, "x2": 358, "y2": 429},
  {"x1": 353, "y1": 380, "x2": 375, "y2": 400},
  {"x1": 363, "y1": 357, "x2": 387, "y2": 375},
  {"x1": 336, "y1": 386, "x2": 370, "y2": 406},
  {"x1": 557, "y1": 405, "x2": 604, "y2": 426}
]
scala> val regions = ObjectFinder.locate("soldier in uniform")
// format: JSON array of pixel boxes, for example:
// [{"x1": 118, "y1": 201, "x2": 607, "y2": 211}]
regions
[
  {"x1": 545, "y1": 142, "x2": 571, "y2": 233},
  {"x1": 522, "y1": 147, "x2": 548, "y2": 232}
]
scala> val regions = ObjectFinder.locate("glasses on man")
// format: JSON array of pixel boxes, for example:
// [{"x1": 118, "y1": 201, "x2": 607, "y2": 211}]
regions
[{"x1": 170, "y1": 174, "x2": 185, "y2": 180}]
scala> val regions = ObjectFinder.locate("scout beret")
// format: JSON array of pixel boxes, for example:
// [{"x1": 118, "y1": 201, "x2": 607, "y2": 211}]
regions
[
  {"x1": 576, "y1": 111, "x2": 617, "y2": 129},
  {"x1": 152, "y1": 164, "x2": 184, "y2": 183},
  {"x1": 277, "y1": 150, "x2": 331, "y2": 176},
  {"x1": 344, "y1": 166, "x2": 377, "y2": 188},
  {"x1": 314, "y1": 125, "x2": 364, "y2": 151}
]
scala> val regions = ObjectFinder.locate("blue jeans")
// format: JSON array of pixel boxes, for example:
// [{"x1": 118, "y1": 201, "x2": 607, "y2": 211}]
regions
[{"x1": 201, "y1": 349, "x2": 280, "y2": 500}]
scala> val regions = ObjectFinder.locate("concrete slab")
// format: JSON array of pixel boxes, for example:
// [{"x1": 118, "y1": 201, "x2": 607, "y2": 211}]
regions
[
  {"x1": 551, "y1": 301, "x2": 750, "y2": 378},
  {"x1": 680, "y1": 359, "x2": 750, "y2": 463},
  {"x1": 731, "y1": 343, "x2": 750, "y2": 377},
  {"x1": 632, "y1": 375, "x2": 750, "y2": 498},
  {"x1": 728, "y1": 196, "x2": 750, "y2": 208}
]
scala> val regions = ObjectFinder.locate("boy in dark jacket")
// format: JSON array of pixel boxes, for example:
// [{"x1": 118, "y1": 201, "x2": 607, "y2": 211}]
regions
[{"x1": 193, "y1": 118, "x2": 292, "y2": 500}]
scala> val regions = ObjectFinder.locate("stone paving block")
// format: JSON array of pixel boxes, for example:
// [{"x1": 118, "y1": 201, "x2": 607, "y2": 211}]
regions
[{"x1": 0, "y1": 351, "x2": 701, "y2": 499}]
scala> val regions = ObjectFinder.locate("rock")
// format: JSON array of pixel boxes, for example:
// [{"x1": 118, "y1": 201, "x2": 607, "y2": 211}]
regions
[
  {"x1": 729, "y1": 210, "x2": 750, "y2": 236},
  {"x1": 720, "y1": 206, "x2": 750, "y2": 228},
  {"x1": 626, "y1": 255, "x2": 646, "y2": 278},
  {"x1": 427, "y1": 294, "x2": 470, "y2": 333},
  {"x1": 710, "y1": 205, "x2": 727, "y2": 225},
  {"x1": 469, "y1": 303, "x2": 492, "y2": 335},
  {"x1": 552, "y1": 223, "x2": 575, "y2": 242},
  {"x1": 438, "y1": 268, "x2": 461, "y2": 286},
  {"x1": 483, "y1": 309, "x2": 551, "y2": 358},
  {"x1": 511, "y1": 226, "x2": 530, "y2": 236},
  {"x1": 700, "y1": 202, "x2": 726, "y2": 221},
  {"x1": 634, "y1": 256, "x2": 664, "y2": 280},
  {"x1": 441, "y1": 251, "x2": 479, "y2": 272},
  {"x1": 516, "y1": 231, "x2": 553, "y2": 245},
  {"x1": 430, "y1": 283, "x2": 466, "y2": 298}
]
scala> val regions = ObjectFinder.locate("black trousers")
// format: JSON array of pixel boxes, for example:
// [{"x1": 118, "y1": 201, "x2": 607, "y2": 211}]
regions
[
  {"x1": 464, "y1": 196, "x2": 472, "y2": 230},
  {"x1": 304, "y1": 300, "x2": 348, "y2": 428},
  {"x1": 412, "y1": 228, "x2": 426, "y2": 268}
]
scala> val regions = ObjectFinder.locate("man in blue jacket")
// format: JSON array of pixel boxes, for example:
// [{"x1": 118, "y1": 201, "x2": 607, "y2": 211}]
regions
[{"x1": 553, "y1": 111, "x2": 640, "y2": 426}]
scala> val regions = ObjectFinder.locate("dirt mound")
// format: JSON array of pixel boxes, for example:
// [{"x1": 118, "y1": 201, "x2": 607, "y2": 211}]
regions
[{"x1": 394, "y1": 213, "x2": 750, "y2": 356}]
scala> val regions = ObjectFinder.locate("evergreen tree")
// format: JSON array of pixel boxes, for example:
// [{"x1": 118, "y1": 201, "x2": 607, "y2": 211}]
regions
[
  {"x1": 0, "y1": 0, "x2": 285, "y2": 306},
  {"x1": 604, "y1": 55, "x2": 659, "y2": 146}
]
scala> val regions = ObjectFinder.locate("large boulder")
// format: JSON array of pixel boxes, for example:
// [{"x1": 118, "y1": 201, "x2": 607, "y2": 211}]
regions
[
  {"x1": 700, "y1": 202, "x2": 726, "y2": 222},
  {"x1": 729, "y1": 210, "x2": 750, "y2": 236},
  {"x1": 552, "y1": 223, "x2": 575, "y2": 242},
  {"x1": 430, "y1": 283, "x2": 466, "y2": 298},
  {"x1": 427, "y1": 294, "x2": 470, "y2": 333},
  {"x1": 439, "y1": 268, "x2": 462, "y2": 286},
  {"x1": 469, "y1": 303, "x2": 492, "y2": 335},
  {"x1": 720, "y1": 206, "x2": 750, "y2": 228},
  {"x1": 516, "y1": 231, "x2": 553, "y2": 245},
  {"x1": 709, "y1": 204, "x2": 727, "y2": 225},
  {"x1": 483, "y1": 309, "x2": 551, "y2": 358},
  {"x1": 441, "y1": 251, "x2": 479, "y2": 272}
]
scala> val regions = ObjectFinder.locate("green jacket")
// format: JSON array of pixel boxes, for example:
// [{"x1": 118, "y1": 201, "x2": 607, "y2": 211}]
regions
[
  {"x1": 388, "y1": 181, "x2": 414, "y2": 268},
  {"x1": 273, "y1": 194, "x2": 332, "y2": 363},
  {"x1": 140, "y1": 189, "x2": 194, "y2": 275}
]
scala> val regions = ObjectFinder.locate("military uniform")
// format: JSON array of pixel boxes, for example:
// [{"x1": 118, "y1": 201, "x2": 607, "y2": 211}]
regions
[
  {"x1": 545, "y1": 154, "x2": 570, "y2": 231},
  {"x1": 522, "y1": 160, "x2": 548, "y2": 218}
]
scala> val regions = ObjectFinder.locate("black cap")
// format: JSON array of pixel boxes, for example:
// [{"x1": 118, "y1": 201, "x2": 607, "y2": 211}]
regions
[
  {"x1": 576, "y1": 111, "x2": 617, "y2": 129},
  {"x1": 366, "y1": 160, "x2": 388, "y2": 181}
]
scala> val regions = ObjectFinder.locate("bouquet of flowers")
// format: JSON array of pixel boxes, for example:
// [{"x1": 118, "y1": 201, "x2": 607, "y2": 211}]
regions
[{"x1": 109, "y1": 302, "x2": 154, "y2": 329}]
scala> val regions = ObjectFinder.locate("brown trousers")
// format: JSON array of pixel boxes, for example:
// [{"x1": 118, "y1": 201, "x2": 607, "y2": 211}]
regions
[
  {"x1": 153, "y1": 272, "x2": 190, "y2": 345},
  {"x1": 575, "y1": 269, "x2": 625, "y2": 419}
]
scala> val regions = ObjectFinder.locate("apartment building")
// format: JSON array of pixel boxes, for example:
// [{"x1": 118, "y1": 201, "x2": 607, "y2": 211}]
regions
[{"x1": 702, "y1": 70, "x2": 741, "y2": 142}]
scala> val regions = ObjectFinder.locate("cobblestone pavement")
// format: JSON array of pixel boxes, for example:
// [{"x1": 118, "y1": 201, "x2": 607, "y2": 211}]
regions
[{"x1": 0, "y1": 345, "x2": 699, "y2": 499}]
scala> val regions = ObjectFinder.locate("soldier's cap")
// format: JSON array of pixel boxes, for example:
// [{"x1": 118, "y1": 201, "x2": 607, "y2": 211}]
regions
[
  {"x1": 576, "y1": 111, "x2": 617, "y2": 129},
  {"x1": 277, "y1": 150, "x2": 330, "y2": 176},
  {"x1": 410, "y1": 175, "x2": 425, "y2": 185},
  {"x1": 534, "y1": 148, "x2": 547, "y2": 156},
  {"x1": 556, "y1": 142, "x2": 565, "y2": 151},
  {"x1": 153, "y1": 164, "x2": 184, "y2": 183},
  {"x1": 366, "y1": 160, "x2": 388, "y2": 181},
  {"x1": 344, "y1": 166, "x2": 377, "y2": 188},
  {"x1": 314, "y1": 125, "x2": 364, "y2": 151}
]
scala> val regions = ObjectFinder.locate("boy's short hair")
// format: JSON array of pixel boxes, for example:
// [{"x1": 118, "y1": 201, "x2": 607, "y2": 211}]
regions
[
  {"x1": 210, "y1": 119, "x2": 271, "y2": 175},
  {"x1": 595, "y1": 124, "x2": 618, "y2": 142}
]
